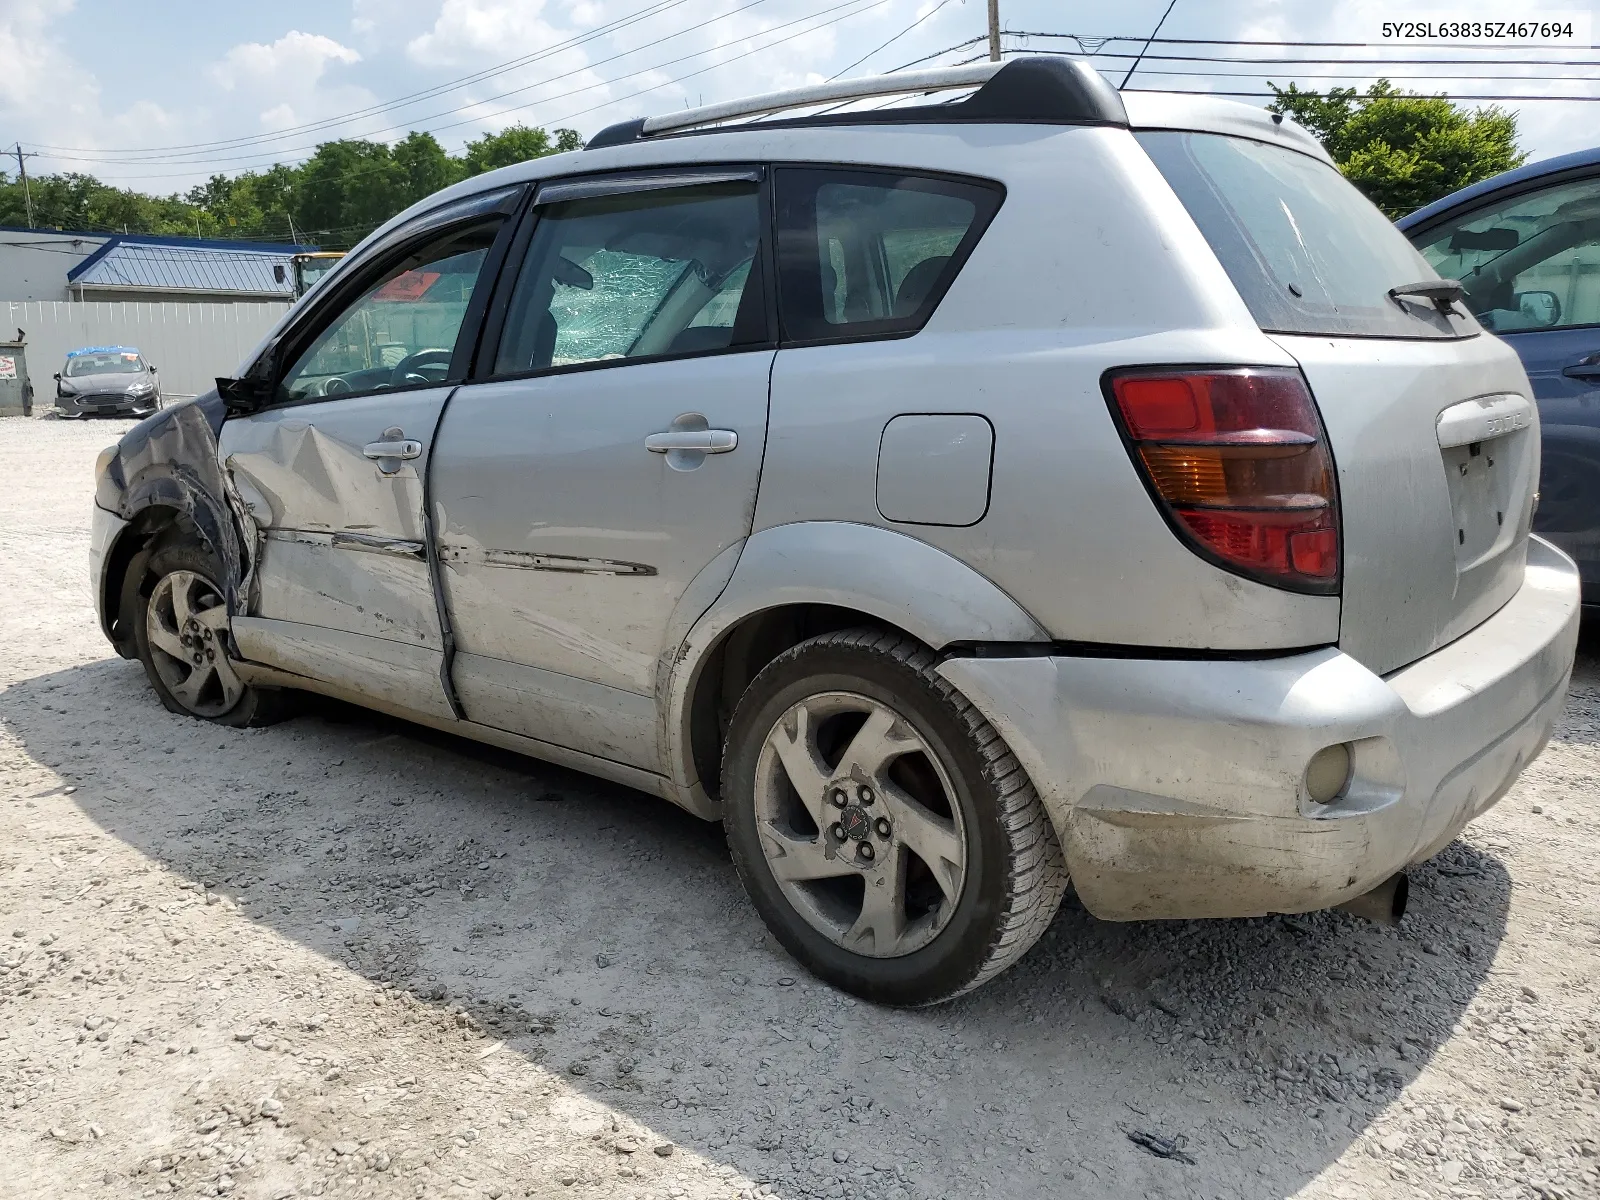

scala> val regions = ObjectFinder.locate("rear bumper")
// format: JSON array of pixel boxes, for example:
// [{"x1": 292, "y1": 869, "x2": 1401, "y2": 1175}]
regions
[{"x1": 937, "y1": 535, "x2": 1581, "y2": 921}]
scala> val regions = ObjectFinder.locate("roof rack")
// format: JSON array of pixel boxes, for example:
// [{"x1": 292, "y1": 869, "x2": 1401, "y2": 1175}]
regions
[{"x1": 585, "y1": 57, "x2": 1128, "y2": 150}]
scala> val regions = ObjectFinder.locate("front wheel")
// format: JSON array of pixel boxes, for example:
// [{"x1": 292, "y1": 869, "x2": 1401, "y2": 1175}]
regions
[
  {"x1": 721, "y1": 629, "x2": 1066, "y2": 1006},
  {"x1": 133, "y1": 540, "x2": 288, "y2": 726}
]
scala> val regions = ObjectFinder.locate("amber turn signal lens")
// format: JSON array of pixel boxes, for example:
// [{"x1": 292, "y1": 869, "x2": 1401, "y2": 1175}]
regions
[{"x1": 1108, "y1": 367, "x2": 1340, "y2": 593}]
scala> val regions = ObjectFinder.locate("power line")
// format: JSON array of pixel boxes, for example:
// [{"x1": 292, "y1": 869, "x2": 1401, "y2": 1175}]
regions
[
  {"x1": 1123, "y1": 86, "x2": 1600, "y2": 101},
  {"x1": 1121, "y1": 0, "x2": 1180, "y2": 88},
  {"x1": 40, "y1": 0, "x2": 786, "y2": 168},
  {"x1": 26, "y1": 0, "x2": 891, "y2": 202},
  {"x1": 828, "y1": 0, "x2": 958, "y2": 81},
  {"x1": 1009, "y1": 32, "x2": 1600, "y2": 50},
  {"x1": 1024, "y1": 48, "x2": 1600, "y2": 67},
  {"x1": 25, "y1": 0, "x2": 703, "y2": 157},
  {"x1": 35, "y1": 0, "x2": 876, "y2": 173},
  {"x1": 1127, "y1": 66, "x2": 1600, "y2": 82}
]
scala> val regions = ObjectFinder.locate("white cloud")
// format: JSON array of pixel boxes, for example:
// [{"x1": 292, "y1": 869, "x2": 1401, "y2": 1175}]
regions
[
  {"x1": 0, "y1": 0, "x2": 75, "y2": 110},
  {"x1": 407, "y1": 0, "x2": 571, "y2": 67},
  {"x1": 203, "y1": 30, "x2": 375, "y2": 135},
  {"x1": 208, "y1": 31, "x2": 362, "y2": 93}
]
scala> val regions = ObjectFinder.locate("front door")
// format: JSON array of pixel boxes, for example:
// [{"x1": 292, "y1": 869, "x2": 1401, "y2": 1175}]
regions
[
  {"x1": 221, "y1": 203, "x2": 515, "y2": 718},
  {"x1": 430, "y1": 170, "x2": 773, "y2": 769}
]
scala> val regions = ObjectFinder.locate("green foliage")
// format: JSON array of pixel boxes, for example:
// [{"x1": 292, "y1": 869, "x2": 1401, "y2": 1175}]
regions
[
  {"x1": 462, "y1": 124, "x2": 581, "y2": 176},
  {"x1": 1268, "y1": 80, "x2": 1526, "y2": 217},
  {"x1": 0, "y1": 121, "x2": 581, "y2": 247},
  {"x1": 0, "y1": 170, "x2": 208, "y2": 236}
]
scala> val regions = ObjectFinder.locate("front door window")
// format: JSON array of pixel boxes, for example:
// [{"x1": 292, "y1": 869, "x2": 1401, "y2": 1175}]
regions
[{"x1": 277, "y1": 219, "x2": 504, "y2": 403}]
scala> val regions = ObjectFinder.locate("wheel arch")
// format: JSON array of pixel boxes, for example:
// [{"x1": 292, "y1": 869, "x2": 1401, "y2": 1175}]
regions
[
  {"x1": 98, "y1": 500, "x2": 217, "y2": 656},
  {"x1": 661, "y1": 521, "x2": 1049, "y2": 810},
  {"x1": 97, "y1": 395, "x2": 250, "y2": 655}
]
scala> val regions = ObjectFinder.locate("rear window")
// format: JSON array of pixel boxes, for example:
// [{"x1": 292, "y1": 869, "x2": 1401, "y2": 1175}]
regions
[{"x1": 1138, "y1": 131, "x2": 1478, "y2": 340}]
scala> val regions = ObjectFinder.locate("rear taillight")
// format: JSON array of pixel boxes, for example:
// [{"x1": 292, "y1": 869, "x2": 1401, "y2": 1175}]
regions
[{"x1": 1105, "y1": 366, "x2": 1340, "y2": 594}]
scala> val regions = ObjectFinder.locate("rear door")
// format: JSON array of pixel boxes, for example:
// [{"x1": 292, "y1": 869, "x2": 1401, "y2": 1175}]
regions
[
  {"x1": 1140, "y1": 131, "x2": 1539, "y2": 674},
  {"x1": 1410, "y1": 170, "x2": 1600, "y2": 600},
  {"x1": 221, "y1": 189, "x2": 521, "y2": 718},
  {"x1": 428, "y1": 170, "x2": 773, "y2": 769}
]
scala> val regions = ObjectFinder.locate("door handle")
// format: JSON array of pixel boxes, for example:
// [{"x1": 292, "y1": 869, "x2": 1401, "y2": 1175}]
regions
[
  {"x1": 644, "y1": 430, "x2": 737, "y2": 454},
  {"x1": 1563, "y1": 361, "x2": 1600, "y2": 381},
  {"x1": 363, "y1": 439, "x2": 422, "y2": 460}
]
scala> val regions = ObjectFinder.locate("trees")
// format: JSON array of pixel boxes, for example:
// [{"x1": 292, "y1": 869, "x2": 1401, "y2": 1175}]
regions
[
  {"x1": 1268, "y1": 81, "x2": 1525, "y2": 217},
  {"x1": 2, "y1": 121, "x2": 581, "y2": 246},
  {"x1": 0, "y1": 170, "x2": 204, "y2": 236},
  {"x1": 462, "y1": 124, "x2": 581, "y2": 176}
]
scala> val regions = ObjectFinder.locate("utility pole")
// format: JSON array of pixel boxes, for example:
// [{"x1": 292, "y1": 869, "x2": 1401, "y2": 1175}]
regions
[
  {"x1": 287, "y1": 212, "x2": 299, "y2": 246},
  {"x1": 13, "y1": 144, "x2": 37, "y2": 228},
  {"x1": 987, "y1": 0, "x2": 1001, "y2": 61}
]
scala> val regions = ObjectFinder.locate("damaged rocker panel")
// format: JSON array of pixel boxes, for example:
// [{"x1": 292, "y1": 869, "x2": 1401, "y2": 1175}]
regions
[
  {"x1": 438, "y1": 544, "x2": 657, "y2": 576},
  {"x1": 264, "y1": 527, "x2": 427, "y2": 561}
]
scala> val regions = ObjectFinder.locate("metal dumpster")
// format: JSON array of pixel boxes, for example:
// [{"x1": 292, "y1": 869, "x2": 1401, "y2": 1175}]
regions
[{"x1": 0, "y1": 340, "x2": 32, "y2": 417}]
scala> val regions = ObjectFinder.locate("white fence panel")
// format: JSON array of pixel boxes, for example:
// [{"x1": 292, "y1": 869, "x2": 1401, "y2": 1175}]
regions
[{"x1": 1, "y1": 299, "x2": 288, "y2": 402}]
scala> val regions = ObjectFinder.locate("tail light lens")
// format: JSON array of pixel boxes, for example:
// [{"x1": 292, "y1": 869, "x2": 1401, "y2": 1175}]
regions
[{"x1": 1106, "y1": 367, "x2": 1340, "y2": 594}]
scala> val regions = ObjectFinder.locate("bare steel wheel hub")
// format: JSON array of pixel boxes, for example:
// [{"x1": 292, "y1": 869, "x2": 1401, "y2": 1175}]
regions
[
  {"x1": 145, "y1": 569, "x2": 244, "y2": 718},
  {"x1": 753, "y1": 691, "x2": 968, "y2": 958}
]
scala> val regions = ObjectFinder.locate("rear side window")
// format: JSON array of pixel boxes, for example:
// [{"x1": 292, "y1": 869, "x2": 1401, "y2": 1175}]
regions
[
  {"x1": 1139, "y1": 131, "x2": 1477, "y2": 340},
  {"x1": 775, "y1": 167, "x2": 1002, "y2": 344}
]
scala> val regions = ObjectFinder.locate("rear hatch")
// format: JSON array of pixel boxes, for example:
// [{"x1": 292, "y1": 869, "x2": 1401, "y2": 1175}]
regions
[{"x1": 1139, "y1": 129, "x2": 1539, "y2": 675}]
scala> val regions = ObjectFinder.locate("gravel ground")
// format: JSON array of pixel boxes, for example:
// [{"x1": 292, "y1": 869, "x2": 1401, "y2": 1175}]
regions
[{"x1": 1, "y1": 411, "x2": 1598, "y2": 1200}]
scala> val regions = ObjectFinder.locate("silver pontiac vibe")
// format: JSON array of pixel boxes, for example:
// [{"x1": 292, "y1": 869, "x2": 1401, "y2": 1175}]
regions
[{"x1": 87, "y1": 58, "x2": 1582, "y2": 1005}]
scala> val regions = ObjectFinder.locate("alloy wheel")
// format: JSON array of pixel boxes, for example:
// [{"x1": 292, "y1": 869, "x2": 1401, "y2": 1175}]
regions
[
  {"x1": 752, "y1": 691, "x2": 968, "y2": 958},
  {"x1": 145, "y1": 570, "x2": 243, "y2": 718}
]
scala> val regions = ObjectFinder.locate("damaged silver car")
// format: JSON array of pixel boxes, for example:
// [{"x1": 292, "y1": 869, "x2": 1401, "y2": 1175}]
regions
[{"x1": 90, "y1": 59, "x2": 1582, "y2": 1005}]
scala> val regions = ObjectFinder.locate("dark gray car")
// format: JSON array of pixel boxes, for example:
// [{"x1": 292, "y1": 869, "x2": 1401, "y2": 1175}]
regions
[
  {"x1": 55, "y1": 346, "x2": 161, "y2": 418},
  {"x1": 1399, "y1": 147, "x2": 1600, "y2": 608}
]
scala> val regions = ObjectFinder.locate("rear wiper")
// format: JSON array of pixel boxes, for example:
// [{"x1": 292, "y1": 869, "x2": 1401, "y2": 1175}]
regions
[{"x1": 1388, "y1": 278, "x2": 1465, "y2": 316}]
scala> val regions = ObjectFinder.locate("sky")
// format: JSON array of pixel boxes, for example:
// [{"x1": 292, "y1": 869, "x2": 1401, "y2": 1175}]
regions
[{"x1": 0, "y1": 0, "x2": 1595, "y2": 196}]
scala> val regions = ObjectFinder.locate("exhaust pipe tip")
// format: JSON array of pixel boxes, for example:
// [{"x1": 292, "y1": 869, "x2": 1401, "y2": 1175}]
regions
[{"x1": 1334, "y1": 872, "x2": 1409, "y2": 926}]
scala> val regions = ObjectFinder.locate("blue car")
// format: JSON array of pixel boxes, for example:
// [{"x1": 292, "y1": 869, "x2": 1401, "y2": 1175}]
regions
[{"x1": 1399, "y1": 148, "x2": 1600, "y2": 608}]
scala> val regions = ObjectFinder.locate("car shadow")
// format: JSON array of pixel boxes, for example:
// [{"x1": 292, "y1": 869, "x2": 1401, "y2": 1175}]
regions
[{"x1": 0, "y1": 649, "x2": 1533, "y2": 1199}]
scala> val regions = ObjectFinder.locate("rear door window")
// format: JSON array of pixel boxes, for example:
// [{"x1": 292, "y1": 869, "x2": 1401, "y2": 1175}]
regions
[
  {"x1": 1411, "y1": 174, "x2": 1600, "y2": 332},
  {"x1": 1139, "y1": 131, "x2": 1478, "y2": 340},
  {"x1": 491, "y1": 180, "x2": 766, "y2": 374},
  {"x1": 774, "y1": 167, "x2": 1002, "y2": 344}
]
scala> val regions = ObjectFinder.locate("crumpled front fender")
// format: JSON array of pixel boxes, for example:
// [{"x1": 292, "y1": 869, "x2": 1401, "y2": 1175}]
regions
[{"x1": 94, "y1": 391, "x2": 251, "y2": 643}]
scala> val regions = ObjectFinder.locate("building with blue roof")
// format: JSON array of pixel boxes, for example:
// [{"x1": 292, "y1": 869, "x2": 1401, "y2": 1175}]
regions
[{"x1": 0, "y1": 226, "x2": 316, "y2": 303}]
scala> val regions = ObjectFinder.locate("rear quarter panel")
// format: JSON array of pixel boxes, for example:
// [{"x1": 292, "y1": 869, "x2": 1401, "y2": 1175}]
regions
[{"x1": 754, "y1": 126, "x2": 1341, "y2": 649}]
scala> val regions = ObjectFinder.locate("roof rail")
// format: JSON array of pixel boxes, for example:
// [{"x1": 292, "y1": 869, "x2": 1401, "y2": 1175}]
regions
[{"x1": 585, "y1": 57, "x2": 1128, "y2": 150}]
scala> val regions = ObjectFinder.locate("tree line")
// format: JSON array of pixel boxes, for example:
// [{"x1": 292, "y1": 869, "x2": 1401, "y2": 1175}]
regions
[
  {"x1": 0, "y1": 82, "x2": 1527, "y2": 246},
  {"x1": 0, "y1": 124, "x2": 580, "y2": 248}
]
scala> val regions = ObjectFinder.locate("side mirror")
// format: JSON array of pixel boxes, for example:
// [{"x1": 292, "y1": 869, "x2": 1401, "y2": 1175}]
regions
[
  {"x1": 1515, "y1": 290, "x2": 1562, "y2": 328},
  {"x1": 148, "y1": 364, "x2": 158, "y2": 373},
  {"x1": 53, "y1": 371, "x2": 60, "y2": 381},
  {"x1": 216, "y1": 370, "x2": 273, "y2": 414}
]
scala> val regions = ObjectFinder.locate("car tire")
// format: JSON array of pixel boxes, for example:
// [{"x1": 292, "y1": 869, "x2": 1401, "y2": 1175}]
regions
[
  {"x1": 721, "y1": 628, "x2": 1067, "y2": 1005},
  {"x1": 133, "y1": 538, "x2": 290, "y2": 728}
]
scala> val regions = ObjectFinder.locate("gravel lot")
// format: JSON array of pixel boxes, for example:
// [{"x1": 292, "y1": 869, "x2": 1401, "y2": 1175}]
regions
[{"x1": 2, "y1": 412, "x2": 1598, "y2": 1200}]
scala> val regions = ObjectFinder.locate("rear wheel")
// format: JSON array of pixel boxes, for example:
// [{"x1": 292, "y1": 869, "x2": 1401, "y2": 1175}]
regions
[
  {"x1": 134, "y1": 540, "x2": 288, "y2": 727},
  {"x1": 722, "y1": 629, "x2": 1066, "y2": 1005}
]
